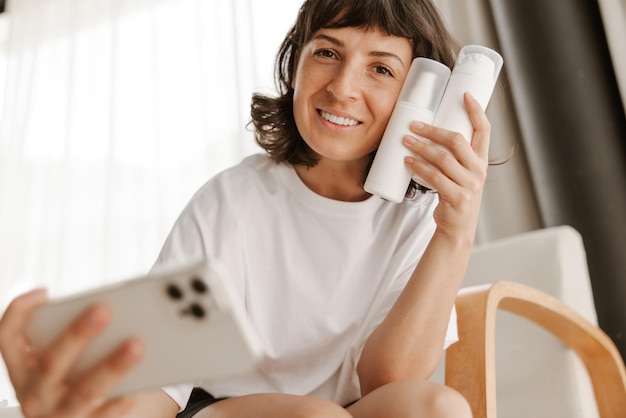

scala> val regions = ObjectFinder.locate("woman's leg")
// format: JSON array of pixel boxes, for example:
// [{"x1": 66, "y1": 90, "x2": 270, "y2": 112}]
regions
[
  {"x1": 192, "y1": 379, "x2": 470, "y2": 418},
  {"x1": 346, "y1": 379, "x2": 472, "y2": 418},
  {"x1": 193, "y1": 393, "x2": 353, "y2": 418}
]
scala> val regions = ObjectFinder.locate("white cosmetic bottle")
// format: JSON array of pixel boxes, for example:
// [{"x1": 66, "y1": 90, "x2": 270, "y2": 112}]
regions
[
  {"x1": 364, "y1": 58, "x2": 450, "y2": 203},
  {"x1": 412, "y1": 45, "x2": 504, "y2": 189}
]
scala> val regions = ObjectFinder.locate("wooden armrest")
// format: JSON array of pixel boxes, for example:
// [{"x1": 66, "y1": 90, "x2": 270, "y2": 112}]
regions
[{"x1": 445, "y1": 281, "x2": 626, "y2": 418}]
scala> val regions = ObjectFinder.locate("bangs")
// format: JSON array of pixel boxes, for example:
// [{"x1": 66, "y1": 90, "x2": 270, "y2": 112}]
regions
[
  {"x1": 275, "y1": 0, "x2": 457, "y2": 96},
  {"x1": 296, "y1": 0, "x2": 454, "y2": 62},
  {"x1": 322, "y1": 1, "x2": 414, "y2": 39}
]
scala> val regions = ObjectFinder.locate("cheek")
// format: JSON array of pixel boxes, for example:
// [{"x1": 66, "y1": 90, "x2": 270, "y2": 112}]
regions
[
  {"x1": 291, "y1": 68, "x2": 315, "y2": 116},
  {"x1": 291, "y1": 73, "x2": 308, "y2": 124},
  {"x1": 367, "y1": 96, "x2": 399, "y2": 150},
  {"x1": 382, "y1": 98, "x2": 398, "y2": 120},
  {"x1": 374, "y1": 95, "x2": 399, "y2": 129},
  {"x1": 370, "y1": 79, "x2": 402, "y2": 118}
]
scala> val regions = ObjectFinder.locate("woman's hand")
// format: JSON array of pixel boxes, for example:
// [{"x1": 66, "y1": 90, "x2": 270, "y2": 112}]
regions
[
  {"x1": 0, "y1": 289, "x2": 149, "y2": 418},
  {"x1": 403, "y1": 92, "x2": 490, "y2": 240}
]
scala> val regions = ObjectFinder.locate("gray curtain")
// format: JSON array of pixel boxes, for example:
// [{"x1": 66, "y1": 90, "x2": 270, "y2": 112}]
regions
[{"x1": 488, "y1": 0, "x2": 626, "y2": 357}]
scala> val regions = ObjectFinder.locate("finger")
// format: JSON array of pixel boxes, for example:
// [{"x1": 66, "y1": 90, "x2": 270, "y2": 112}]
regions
[
  {"x1": 404, "y1": 136, "x2": 466, "y2": 189},
  {"x1": 464, "y1": 92, "x2": 491, "y2": 160},
  {"x1": 409, "y1": 120, "x2": 467, "y2": 147},
  {"x1": 59, "y1": 338, "x2": 144, "y2": 416},
  {"x1": 409, "y1": 120, "x2": 478, "y2": 170},
  {"x1": 405, "y1": 156, "x2": 466, "y2": 202},
  {"x1": 0, "y1": 289, "x2": 48, "y2": 388},
  {"x1": 38, "y1": 304, "x2": 110, "y2": 387},
  {"x1": 408, "y1": 112, "x2": 488, "y2": 184},
  {"x1": 404, "y1": 134, "x2": 485, "y2": 207}
]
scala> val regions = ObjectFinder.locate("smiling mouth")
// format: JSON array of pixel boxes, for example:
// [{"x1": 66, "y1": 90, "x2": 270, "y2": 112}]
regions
[{"x1": 319, "y1": 110, "x2": 361, "y2": 127}]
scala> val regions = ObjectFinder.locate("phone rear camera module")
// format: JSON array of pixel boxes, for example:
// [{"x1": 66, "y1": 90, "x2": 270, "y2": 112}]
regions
[
  {"x1": 190, "y1": 277, "x2": 208, "y2": 294},
  {"x1": 166, "y1": 284, "x2": 183, "y2": 300}
]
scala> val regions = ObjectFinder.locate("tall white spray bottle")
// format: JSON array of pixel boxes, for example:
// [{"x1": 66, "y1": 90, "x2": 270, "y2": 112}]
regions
[
  {"x1": 364, "y1": 58, "x2": 450, "y2": 203},
  {"x1": 412, "y1": 45, "x2": 504, "y2": 189}
]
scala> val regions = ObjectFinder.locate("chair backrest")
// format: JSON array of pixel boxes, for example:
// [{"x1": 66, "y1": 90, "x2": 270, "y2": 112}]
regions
[
  {"x1": 0, "y1": 406, "x2": 22, "y2": 418},
  {"x1": 432, "y1": 226, "x2": 600, "y2": 418}
]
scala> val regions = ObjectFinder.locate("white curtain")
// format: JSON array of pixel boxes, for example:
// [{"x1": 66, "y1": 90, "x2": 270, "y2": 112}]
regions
[
  {"x1": 0, "y1": 0, "x2": 553, "y2": 405},
  {"x1": 0, "y1": 0, "x2": 301, "y2": 404}
]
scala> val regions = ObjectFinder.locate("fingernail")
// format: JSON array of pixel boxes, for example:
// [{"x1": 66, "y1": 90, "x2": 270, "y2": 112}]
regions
[
  {"x1": 24, "y1": 288, "x2": 48, "y2": 301},
  {"x1": 82, "y1": 305, "x2": 109, "y2": 328},
  {"x1": 403, "y1": 136, "x2": 417, "y2": 144},
  {"x1": 117, "y1": 340, "x2": 144, "y2": 365},
  {"x1": 411, "y1": 121, "x2": 425, "y2": 130},
  {"x1": 405, "y1": 156, "x2": 415, "y2": 164}
]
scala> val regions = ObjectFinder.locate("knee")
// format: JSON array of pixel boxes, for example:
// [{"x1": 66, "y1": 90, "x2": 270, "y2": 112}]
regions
[
  {"x1": 426, "y1": 385, "x2": 472, "y2": 418},
  {"x1": 292, "y1": 396, "x2": 352, "y2": 418},
  {"x1": 379, "y1": 379, "x2": 472, "y2": 418}
]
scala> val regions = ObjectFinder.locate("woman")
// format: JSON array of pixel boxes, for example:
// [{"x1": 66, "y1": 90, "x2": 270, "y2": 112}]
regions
[{"x1": 0, "y1": 0, "x2": 491, "y2": 416}]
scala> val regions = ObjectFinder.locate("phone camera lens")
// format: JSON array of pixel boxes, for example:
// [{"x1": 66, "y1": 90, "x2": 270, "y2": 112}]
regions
[
  {"x1": 191, "y1": 278, "x2": 208, "y2": 294},
  {"x1": 166, "y1": 284, "x2": 183, "y2": 300},
  {"x1": 189, "y1": 303, "x2": 205, "y2": 319}
]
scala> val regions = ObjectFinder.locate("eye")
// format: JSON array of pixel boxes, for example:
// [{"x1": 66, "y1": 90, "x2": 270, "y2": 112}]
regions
[
  {"x1": 314, "y1": 48, "x2": 337, "y2": 59},
  {"x1": 374, "y1": 65, "x2": 394, "y2": 77}
]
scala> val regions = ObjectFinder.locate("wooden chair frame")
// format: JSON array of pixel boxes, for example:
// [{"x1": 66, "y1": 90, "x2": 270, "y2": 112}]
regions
[{"x1": 445, "y1": 281, "x2": 626, "y2": 418}]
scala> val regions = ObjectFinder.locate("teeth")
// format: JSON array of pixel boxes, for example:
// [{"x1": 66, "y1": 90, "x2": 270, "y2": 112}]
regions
[{"x1": 320, "y1": 110, "x2": 359, "y2": 126}]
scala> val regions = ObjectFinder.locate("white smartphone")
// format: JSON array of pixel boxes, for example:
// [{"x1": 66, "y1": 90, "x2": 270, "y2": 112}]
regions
[{"x1": 25, "y1": 259, "x2": 263, "y2": 397}]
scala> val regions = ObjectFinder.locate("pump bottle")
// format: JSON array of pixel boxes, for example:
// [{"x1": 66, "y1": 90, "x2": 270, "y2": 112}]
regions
[{"x1": 364, "y1": 58, "x2": 450, "y2": 202}]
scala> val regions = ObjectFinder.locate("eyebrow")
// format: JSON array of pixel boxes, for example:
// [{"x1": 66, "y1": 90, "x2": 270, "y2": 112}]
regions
[{"x1": 312, "y1": 34, "x2": 407, "y2": 67}]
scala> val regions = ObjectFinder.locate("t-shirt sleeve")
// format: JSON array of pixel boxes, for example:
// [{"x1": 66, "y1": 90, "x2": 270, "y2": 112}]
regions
[
  {"x1": 152, "y1": 200, "x2": 209, "y2": 273},
  {"x1": 161, "y1": 383, "x2": 194, "y2": 412}
]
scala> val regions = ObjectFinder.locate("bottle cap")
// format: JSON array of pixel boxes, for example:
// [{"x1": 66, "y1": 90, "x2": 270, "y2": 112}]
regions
[
  {"x1": 454, "y1": 45, "x2": 503, "y2": 81},
  {"x1": 397, "y1": 57, "x2": 451, "y2": 114}
]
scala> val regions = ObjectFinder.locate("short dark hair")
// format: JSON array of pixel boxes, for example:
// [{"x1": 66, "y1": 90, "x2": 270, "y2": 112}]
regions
[{"x1": 250, "y1": 0, "x2": 459, "y2": 196}]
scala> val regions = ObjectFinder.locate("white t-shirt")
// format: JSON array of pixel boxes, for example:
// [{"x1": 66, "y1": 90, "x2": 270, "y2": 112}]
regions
[{"x1": 154, "y1": 154, "x2": 458, "y2": 409}]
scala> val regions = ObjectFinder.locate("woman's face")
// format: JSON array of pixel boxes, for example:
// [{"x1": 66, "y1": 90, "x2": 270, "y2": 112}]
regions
[{"x1": 292, "y1": 26, "x2": 412, "y2": 167}]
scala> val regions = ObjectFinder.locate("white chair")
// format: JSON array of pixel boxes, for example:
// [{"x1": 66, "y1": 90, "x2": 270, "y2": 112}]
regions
[
  {"x1": 0, "y1": 403, "x2": 20, "y2": 418},
  {"x1": 443, "y1": 225, "x2": 626, "y2": 417}
]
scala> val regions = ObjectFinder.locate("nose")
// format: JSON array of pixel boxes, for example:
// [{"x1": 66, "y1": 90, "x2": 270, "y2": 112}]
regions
[{"x1": 327, "y1": 63, "x2": 360, "y2": 101}]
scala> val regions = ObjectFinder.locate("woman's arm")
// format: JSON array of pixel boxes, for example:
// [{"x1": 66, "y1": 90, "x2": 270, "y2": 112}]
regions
[
  {"x1": 357, "y1": 93, "x2": 490, "y2": 395},
  {"x1": 0, "y1": 290, "x2": 179, "y2": 418}
]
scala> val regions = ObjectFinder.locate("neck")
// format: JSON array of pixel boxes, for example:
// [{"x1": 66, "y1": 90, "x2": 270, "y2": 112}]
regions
[{"x1": 294, "y1": 158, "x2": 371, "y2": 202}]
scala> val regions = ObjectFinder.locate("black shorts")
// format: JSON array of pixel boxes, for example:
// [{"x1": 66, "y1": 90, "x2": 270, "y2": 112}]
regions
[
  {"x1": 176, "y1": 387, "x2": 227, "y2": 418},
  {"x1": 176, "y1": 387, "x2": 360, "y2": 417}
]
